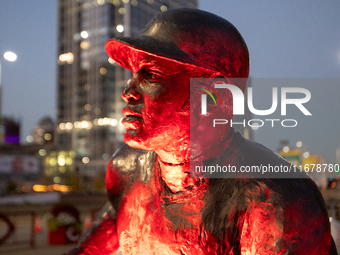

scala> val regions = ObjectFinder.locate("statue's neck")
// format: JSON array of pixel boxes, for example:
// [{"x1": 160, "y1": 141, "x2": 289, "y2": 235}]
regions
[
  {"x1": 158, "y1": 159, "x2": 194, "y2": 193},
  {"x1": 156, "y1": 129, "x2": 236, "y2": 193}
]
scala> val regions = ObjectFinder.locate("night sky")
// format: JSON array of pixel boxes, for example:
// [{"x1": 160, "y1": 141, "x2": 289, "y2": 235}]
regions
[{"x1": 0, "y1": 0, "x2": 339, "y2": 162}]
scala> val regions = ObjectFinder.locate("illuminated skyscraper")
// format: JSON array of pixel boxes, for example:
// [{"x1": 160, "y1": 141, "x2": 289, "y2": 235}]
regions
[{"x1": 56, "y1": 0, "x2": 197, "y2": 189}]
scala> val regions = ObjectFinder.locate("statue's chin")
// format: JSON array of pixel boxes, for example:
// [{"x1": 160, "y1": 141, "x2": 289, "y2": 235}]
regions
[{"x1": 123, "y1": 132, "x2": 145, "y2": 150}]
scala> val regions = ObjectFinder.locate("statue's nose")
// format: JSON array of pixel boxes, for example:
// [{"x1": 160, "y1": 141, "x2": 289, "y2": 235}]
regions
[{"x1": 121, "y1": 78, "x2": 141, "y2": 102}]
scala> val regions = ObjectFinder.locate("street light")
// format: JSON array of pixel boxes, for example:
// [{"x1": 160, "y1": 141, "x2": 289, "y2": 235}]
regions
[
  {"x1": 0, "y1": 51, "x2": 17, "y2": 138},
  {"x1": 3, "y1": 51, "x2": 17, "y2": 62},
  {"x1": 0, "y1": 51, "x2": 17, "y2": 85}
]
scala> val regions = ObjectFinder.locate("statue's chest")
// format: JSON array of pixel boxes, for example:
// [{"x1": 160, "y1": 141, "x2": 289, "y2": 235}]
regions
[{"x1": 115, "y1": 182, "x2": 218, "y2": 255}]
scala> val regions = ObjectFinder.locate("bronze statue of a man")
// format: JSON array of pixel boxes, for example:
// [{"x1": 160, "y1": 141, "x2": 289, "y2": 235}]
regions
[{"x1": 66, "y1": 9, "x2": 336, "y2": 255}]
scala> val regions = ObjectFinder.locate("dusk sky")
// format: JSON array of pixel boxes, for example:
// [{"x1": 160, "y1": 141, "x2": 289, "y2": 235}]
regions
[{"x1": 0, "y1": 0, "x2": 339, "y2": 162}]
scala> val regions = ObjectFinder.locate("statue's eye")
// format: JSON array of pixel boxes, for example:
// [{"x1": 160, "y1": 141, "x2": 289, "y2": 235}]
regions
[
  {"x1": 148, "y1": 70, "x2": 164, "y2": 83},
  {"x1": 137, "y1": 68, "x2": 165, "y2": 84}
]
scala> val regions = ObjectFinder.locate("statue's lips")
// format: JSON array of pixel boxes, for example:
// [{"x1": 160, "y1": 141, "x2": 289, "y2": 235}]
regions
[{"x1": 122, "y1": 108, "x2": 143, "y2": 130}]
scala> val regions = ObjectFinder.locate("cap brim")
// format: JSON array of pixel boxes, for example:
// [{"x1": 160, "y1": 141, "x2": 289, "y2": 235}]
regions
[{"x1": 105, "y1": 36, "x2": 216, "y2": 72}]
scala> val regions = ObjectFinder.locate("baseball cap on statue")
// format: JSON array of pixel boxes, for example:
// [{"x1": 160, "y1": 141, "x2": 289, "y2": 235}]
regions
[{"x1": 105, "y1": 8, "x2": 249, "y2": 92}]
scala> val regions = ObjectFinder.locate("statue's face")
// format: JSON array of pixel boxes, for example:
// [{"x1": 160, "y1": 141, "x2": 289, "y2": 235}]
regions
[{"x1": 121, "y1": 55, "x2": 192, "y2": 152}]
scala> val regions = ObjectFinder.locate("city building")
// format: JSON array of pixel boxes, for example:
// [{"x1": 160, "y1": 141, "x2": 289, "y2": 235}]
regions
[
  {"x1": 0, "y1": 116, "x2": 20, "y2": 145},
  {"x1": 56, "y1": 0, "x2": 197, "y2": 190}
]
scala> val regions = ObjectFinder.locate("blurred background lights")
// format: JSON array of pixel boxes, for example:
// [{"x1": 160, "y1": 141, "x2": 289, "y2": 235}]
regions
[
  {"x1": 3, "y1": 51, "x2": 17, "y2": 62},
  {"x1": 283, "y1": 146, "x2": 289, "y2": 153},
  {"x1": 102, "y1": 153, "x2": 110, "y2": 160},
  {"x1": 97, "y1": 0, "x2": 105, "y2": 5},
  {"x1": 84, "y1": 104, "x2": 92, "y2": 111},
  {"x1": 26, "y1": 135, "x2": 33, "y2": 143},
  {"x1": 65, "y1": 122, "x2": 73, "y2": 130},
  {"x1": 296, "y1": 141, "x2": 302, "y2": 148},
  {"x1": 116, "y1": 24, "x2": 124, "y2": 33},
  {"x1": 37, "y1": 128, "x2": 44, "y2": 136},
  {"x1": 303, "y1": 151, "x2": 310, "y2": 158},
  {"x1": 53, "y1": 176, "x2": 61, "y2": 183},
  {"x1": 58, "y1": 155, "x2": 66, "y2": 166},
  {"x1": 131, "y1": 0, "x2": 138, "y2": 6},
  {"x1": 59, "y1": 123, "x2": 66, "y2": 130},
  {"x1": 251, "y1": 122, "x2": 260, "y2": 131},
  {"x1": 160, "y1": 5, "x2": 167, "y2": 12},
  {"x1": 99, "y1": 67, "x2": 107, "y2": 74},
  {"x1": 84, "y1": 83, "x2": 91, "y2": 91},
  {"x1": 82, "y1": 157, "x2": 90, "y2": 164},
  {"x1": 58, "y1": 52, "x2": 74, "y2": 64},
  {"x1": 39, "y1": 149, "x2": 46, "y2": 156},
  {"x1": 108, "y1": 58, "x2": 115, "y2": 64},
  {"x1": 49, "y1": 158, "x2": 57, "y2": 167},
  {"x1": 95, "y1": 117, "x2": 118, "y2": 126},
  {"x1": 80, "y1": 41, "x2": 90, "y2": 49},
  {"x1": 44, "y1": 133, "x2": 52, "y2": 140},
  {"x1": 110, "y1": 119, "x2": 118, "y2": 126},
  {"x1": 112, "y1": 0, "x2": 120, "y2": 6},
  {"x1": 122, "y1": 0, "x2": 129, "y2": 3},
  {"x1": 65, "y1": 157, "x2": 73, "y2": 165},
  {"x1": 118, "y1": 7, "x2": 126, "y2": 14},
  {"x1": 94, "y1": 108, "x2": 101, "y2": 115},
  {"x1": 147, "y1": 0, "x2": 154, "y2": 4},
  {"x1": 80, "y1": 31, "x2": 89, "y2": 39}
]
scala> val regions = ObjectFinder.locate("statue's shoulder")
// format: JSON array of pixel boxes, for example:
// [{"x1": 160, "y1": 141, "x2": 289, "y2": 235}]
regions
[{"x1": 106, "y1": 144, "x2": 156, "y2": 195}]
